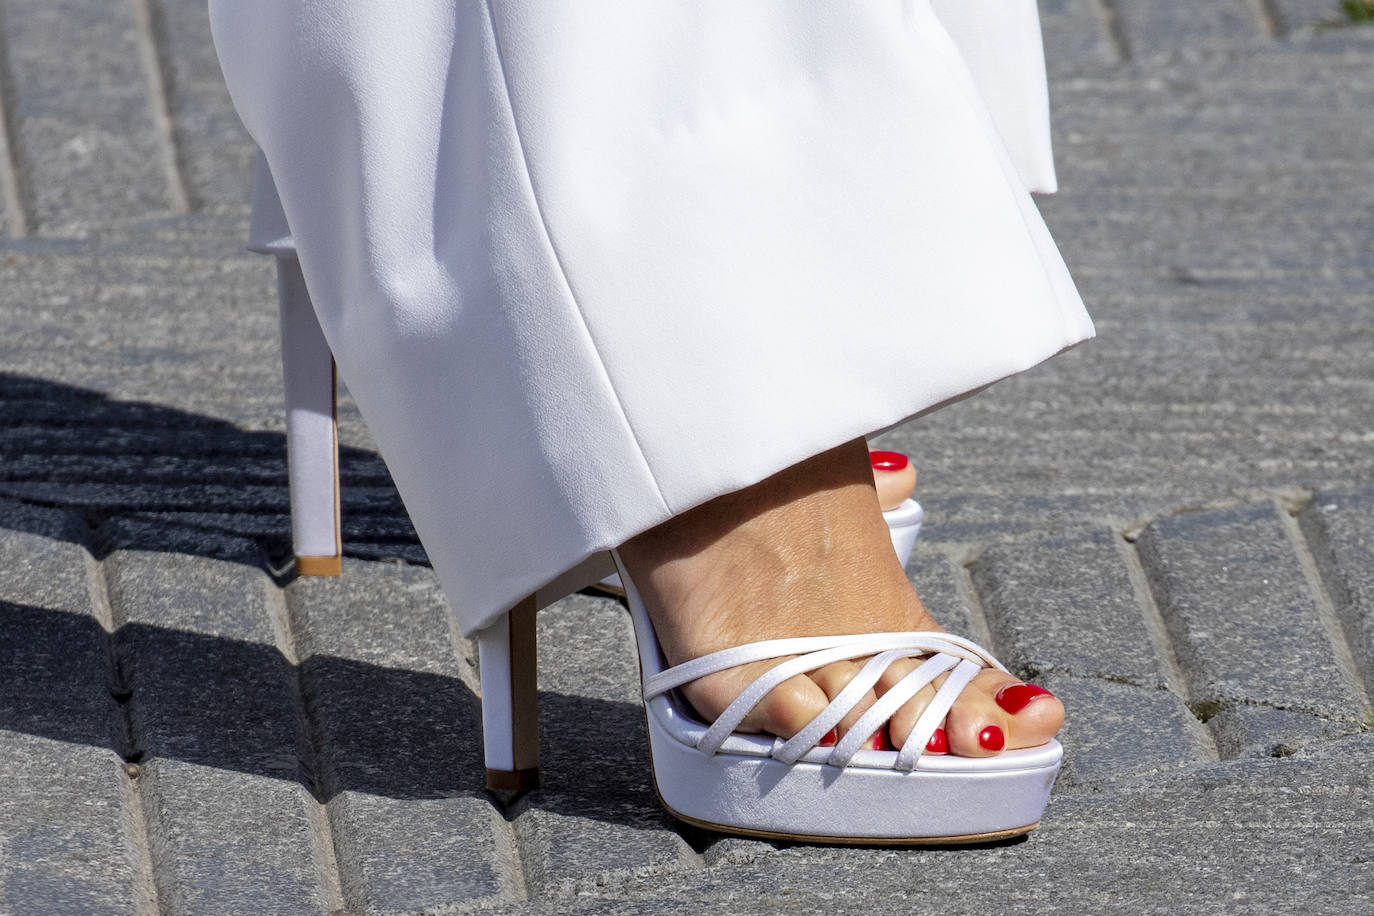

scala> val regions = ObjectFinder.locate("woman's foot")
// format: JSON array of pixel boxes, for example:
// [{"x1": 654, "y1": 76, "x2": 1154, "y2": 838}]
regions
[{"x1": 616, "y1": 438, "x2": 1063, "y2": 757}]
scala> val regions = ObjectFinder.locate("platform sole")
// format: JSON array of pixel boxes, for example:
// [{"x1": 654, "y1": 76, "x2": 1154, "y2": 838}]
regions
[{"x1": 646, "y1": 709, "x2": 1062, "y2": 842}]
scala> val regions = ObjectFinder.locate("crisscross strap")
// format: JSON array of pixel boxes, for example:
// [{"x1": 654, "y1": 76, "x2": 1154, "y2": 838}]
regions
[
  {"x1": 895, "y1": 657, "x2": 981, "y2": 771},
  {"x1": 773, "y1": 650, "x2": 953, "y2": 764},
  {"x1": 647, "y1": 631, "x2": 1007, "y2": 768},
  {"x1": 828, "y1": 655, "x2": 974, "y2": 767}
]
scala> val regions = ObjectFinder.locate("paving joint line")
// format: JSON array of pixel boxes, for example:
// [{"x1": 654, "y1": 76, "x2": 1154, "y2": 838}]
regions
[
  {"x1": 1275, "y1": 499, "x2": 1374, "y2": 719},
  {"x1": 86, "y1": 550, "x2": 165, "y2": 914},
  {"x1": 1251, "y1": 0, "x2": 1284, "y2": 38},
  {"x1": 1115, "y1": 529, "x2": 1221, "y2": 762},
  {"x1": 0, "y1": 2, "x2": 29, "y2": 237},
  {"x1": 952, "y1": 548, "x2": 998, "y2": 660},
  {"x1": 127, "y1": 0, "x2": 191, "y2": 213},
  {"x1": 117, "y1": 763, "x2": 165, "y2": 916},
  {"x1": 1092, "y1": 0, "x2": 1132, "y2": 63},
  {"x1": 268, "y1": 578, "x2": 350, "y2": 913}
]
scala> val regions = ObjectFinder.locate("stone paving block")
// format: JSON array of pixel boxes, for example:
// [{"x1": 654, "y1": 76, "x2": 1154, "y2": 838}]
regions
[
  {"x1": 1272, "y1": 0, "x2": 1351, "y2": 31},
  {"x1": 1038, "y1": 674, "x2": 1211, "y2": 787},
  {"x1": 136, "y1": 759, "x2": 333, "y2": 915},
  {"x1": 101, "y1": 524, "x2": 330, "y2": 912},
  {"x1": 1208, "y1": 704, "x2": 1354, "y2": 759},
  {"x1": 0, "y1": 510, "x2": 116, "y2": 753},
  {"x1": 148, "y1": 0, "x2": 255, "y2": 208},
  {"x1": 1300, "y1": 488, "x2": 1374, "y2": 699},
  {"x1": 0, "y1": 0, "x2": 179, "y2": 234},
  {"x1": 1112, "y1": 0, "x2": 1266, "y2": 58},
  {"x1": 0, "y1": 732, "x2": 141, "y2": 915},
  {"x1": 512, "y1": 594, "x2": 699, "y2": 898},
  {"x1": 564, "y1": 735, "x2": 1374, "y2": 913},
  {"x1": 287, "y1": 560, "x2": 519, "y2": 912},
  {"x1": 971, "y1": 529, "x2": 1171, "y2": 688},
  {"x1": 0, "y1": 502, "x2": 141, "y2": 913},
  {"x1": 1136, "y1": 504, "x2": 1366, "y2": 723},
  {"x1": 904, "y1": 540, "x2": 978, "y2": 637},
  {"x1": 1037, "y1": 0, "x2": 1121, "y2": 70}
]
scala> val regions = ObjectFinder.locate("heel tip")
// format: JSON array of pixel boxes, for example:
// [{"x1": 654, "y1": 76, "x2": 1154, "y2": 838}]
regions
[
  {"x1": 486, "y1": 767, "x2": 539, "y2": 792},
  {"x1": 296, "y1": 555, "x2": 342, "y2": 577}
]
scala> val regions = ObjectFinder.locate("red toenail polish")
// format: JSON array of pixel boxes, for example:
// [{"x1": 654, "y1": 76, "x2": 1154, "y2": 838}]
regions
[
  {"x1": 995, "y1": 683, "x2": 1055, "y2": 714},
  {"x1": 869, "y1": 450, "x2": 910, "y2": 472},
  {"x1": 870, "y1": 725, "x2": 894, "y2": 751},
  {"x1": 979, "y1": 725, "x2": 1005, "y2": 752},
  {"x1": 925, "y1": 728, "x2": 948, "y2": 754},
  {"x1": 818, "y1": 728, "x2": 838, "y2": 748}
]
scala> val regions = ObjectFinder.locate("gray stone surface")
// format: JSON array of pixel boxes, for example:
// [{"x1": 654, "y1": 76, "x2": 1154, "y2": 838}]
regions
[
  {"x1": 1300, "y1": 488, "x2": 1374, "y2": 699},
  {"x1": 1038, "y1": 0, "x2": 1121, "y2": 71},
  {"x1": 0, "y1": 5, "x2": 1372, "y2": 912},
  {"x1": 1137, "y1": 504, "x2": 1367, "y2": 724},
  {"x1": 0, "y1": 0, "x2": 181, "y2": 235},
  {"x1": 1112, "y1": 0, "x2": 1266, "y2": 58},
  {"x1": 971, "y1": 528, "x2": 1171, "y2": 688},
  {"x1": 146, "y1": 0, "x2": 256, "y2": 210},
  {"x1": 904, "y1": 540, "x2": 979, "y2": 638},
  {"x1": 1207, "y1": 704, "x2": 1354, "y2": 759},
  {"x1": 0, "y1": 502, "x2": 140, "y2": 913},
  {"x1": 101, "y1": 526, "x2": 330, "y2": 913},
  {"x1": 1038, "y1": 674, "x2": 1213, "y2": 787},
  {"x1": 536, "y1": 735, "x2": 1374, "y2": 915},
  {"x1": 1272, "y1": 0, "x2": 1355, "y2": 32},
  {"x1": 287, "y1": 560, "x2": 520, "y2": 912},
  {"x1": 0, "y1": 733, "x2": 142, "y2": 915}
]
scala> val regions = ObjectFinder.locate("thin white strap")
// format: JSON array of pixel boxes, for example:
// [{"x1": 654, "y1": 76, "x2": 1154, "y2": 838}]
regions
[
  {"x1": 828, "y1": 654, "x2": 959, "y2": 767},
  {"x1": 895, "y1": 657, "x2": 983, "y2": 771},
  {"x1": 696, "y1": 642, "x2": 894, "y2": 755},
  {"x1": 644, "y1": 630, "x2": 998, "y2": 700},
  {"x1": 772, "y1": 649, "x2": 914, "y2": 764}
]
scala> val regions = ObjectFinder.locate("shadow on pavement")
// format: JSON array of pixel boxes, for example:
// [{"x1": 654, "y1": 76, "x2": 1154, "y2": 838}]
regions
[
  {"x1": 0, "y1": 371, "x2": 421, "y2": 567},
  {"x1": 0, "y1": 599, "x2": 666, "y2": 829}
]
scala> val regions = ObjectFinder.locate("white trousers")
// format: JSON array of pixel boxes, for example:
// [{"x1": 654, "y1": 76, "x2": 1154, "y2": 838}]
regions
[{"x1": 209, "y1": 1, "x2": 1094, "y2": 634}]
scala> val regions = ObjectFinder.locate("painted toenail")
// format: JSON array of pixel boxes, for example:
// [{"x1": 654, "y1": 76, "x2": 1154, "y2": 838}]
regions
[
  {"x1": 818, "y1": 728, "x2": 838, "y2": 748},
  {"x1": 978, "y1": 725, "x2": 1005, "y2": 751},
  {"x1": 995, "y1": 683, "x2": 1054, "y2": 714},
  {"x1": 870, "y1": 725, "x2": 893, "y2": 751},
  {"x1": 869, "y1": 450, "x2": 909, "y2": 471},
  {"x1": 925, "y1": 727, "x2": 948, "y2": 754}
]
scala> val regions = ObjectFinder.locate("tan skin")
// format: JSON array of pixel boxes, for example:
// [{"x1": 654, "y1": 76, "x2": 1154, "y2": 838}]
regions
[{"x1": 617, "y1": 437, "x2": 1063, "y2": 756}]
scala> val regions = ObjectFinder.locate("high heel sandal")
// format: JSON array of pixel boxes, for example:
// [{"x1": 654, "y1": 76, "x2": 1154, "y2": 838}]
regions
[
  {"x1": 257, "y1": 161, "x2": 1059, "y2": 842},
  {"x1": 473, "y1": 554, "x2": 1063, "y2": 843}
]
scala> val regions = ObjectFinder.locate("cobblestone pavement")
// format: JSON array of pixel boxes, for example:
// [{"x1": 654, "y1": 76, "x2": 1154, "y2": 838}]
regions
[{"x1": 1, "y1": 2, "x2": 1372, "y2": 913}]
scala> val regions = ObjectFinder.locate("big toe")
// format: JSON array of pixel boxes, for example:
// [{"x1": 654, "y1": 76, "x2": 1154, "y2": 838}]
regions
[{"x1": 945, "y1": 671, "x2": 1064, "y2": 757}]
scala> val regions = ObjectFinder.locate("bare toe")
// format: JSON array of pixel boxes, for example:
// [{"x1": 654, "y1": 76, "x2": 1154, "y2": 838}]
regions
[
  {"x1": 809, "y1": 660, "x2": 879, "y2": 745},
  {"x1": 945, "y1": 671, "x2": 1063, "y2": 757}
]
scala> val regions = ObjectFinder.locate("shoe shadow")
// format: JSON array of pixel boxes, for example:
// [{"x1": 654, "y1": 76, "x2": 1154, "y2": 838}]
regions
[
  {"x1": 0, "y1": 372, "x2": 671, "y2": 830},
  {"x1": 0, "y1": 599, "x2": 665, "y2": 832},
  {"x1": 0, "y1": 371, "x2": 421, "y2": 567}
]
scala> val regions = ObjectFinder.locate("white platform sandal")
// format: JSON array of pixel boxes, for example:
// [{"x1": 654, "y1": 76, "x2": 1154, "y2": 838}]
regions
[
  {"x1": 602, "y1": 551, "x2": 1062, "y2": 843},
  {"x1": 253, "y1": 158, "x2": 1059, "y2": 842},
  {"x1": 474, "y1": 555, "x2": 1062, "y2": 843}
]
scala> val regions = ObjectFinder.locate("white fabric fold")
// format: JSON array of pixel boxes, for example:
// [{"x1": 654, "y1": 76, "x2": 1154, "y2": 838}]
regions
[{"x1": 210, "y1": 0, "x2": 1093, "y2": 633}]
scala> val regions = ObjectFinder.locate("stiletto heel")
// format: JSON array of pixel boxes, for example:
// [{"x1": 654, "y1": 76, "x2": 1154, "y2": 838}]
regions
[
  {"x1": 276, "y1": 254, "x2": 343, "y2": 577},
  {"x1": 477, "y1": 595, "x2": 540, "y2": 791}
]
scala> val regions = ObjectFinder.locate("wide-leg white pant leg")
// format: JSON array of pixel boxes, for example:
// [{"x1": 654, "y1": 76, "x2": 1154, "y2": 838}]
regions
[{"x1": 209, "y1": 1, "x2": 1093, "y2": 634}]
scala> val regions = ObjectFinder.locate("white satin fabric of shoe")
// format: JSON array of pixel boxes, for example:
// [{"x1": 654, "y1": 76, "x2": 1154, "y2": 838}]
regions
[{"x1": 210, "y1": 1, "x2": 1095, "y2": 635}]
